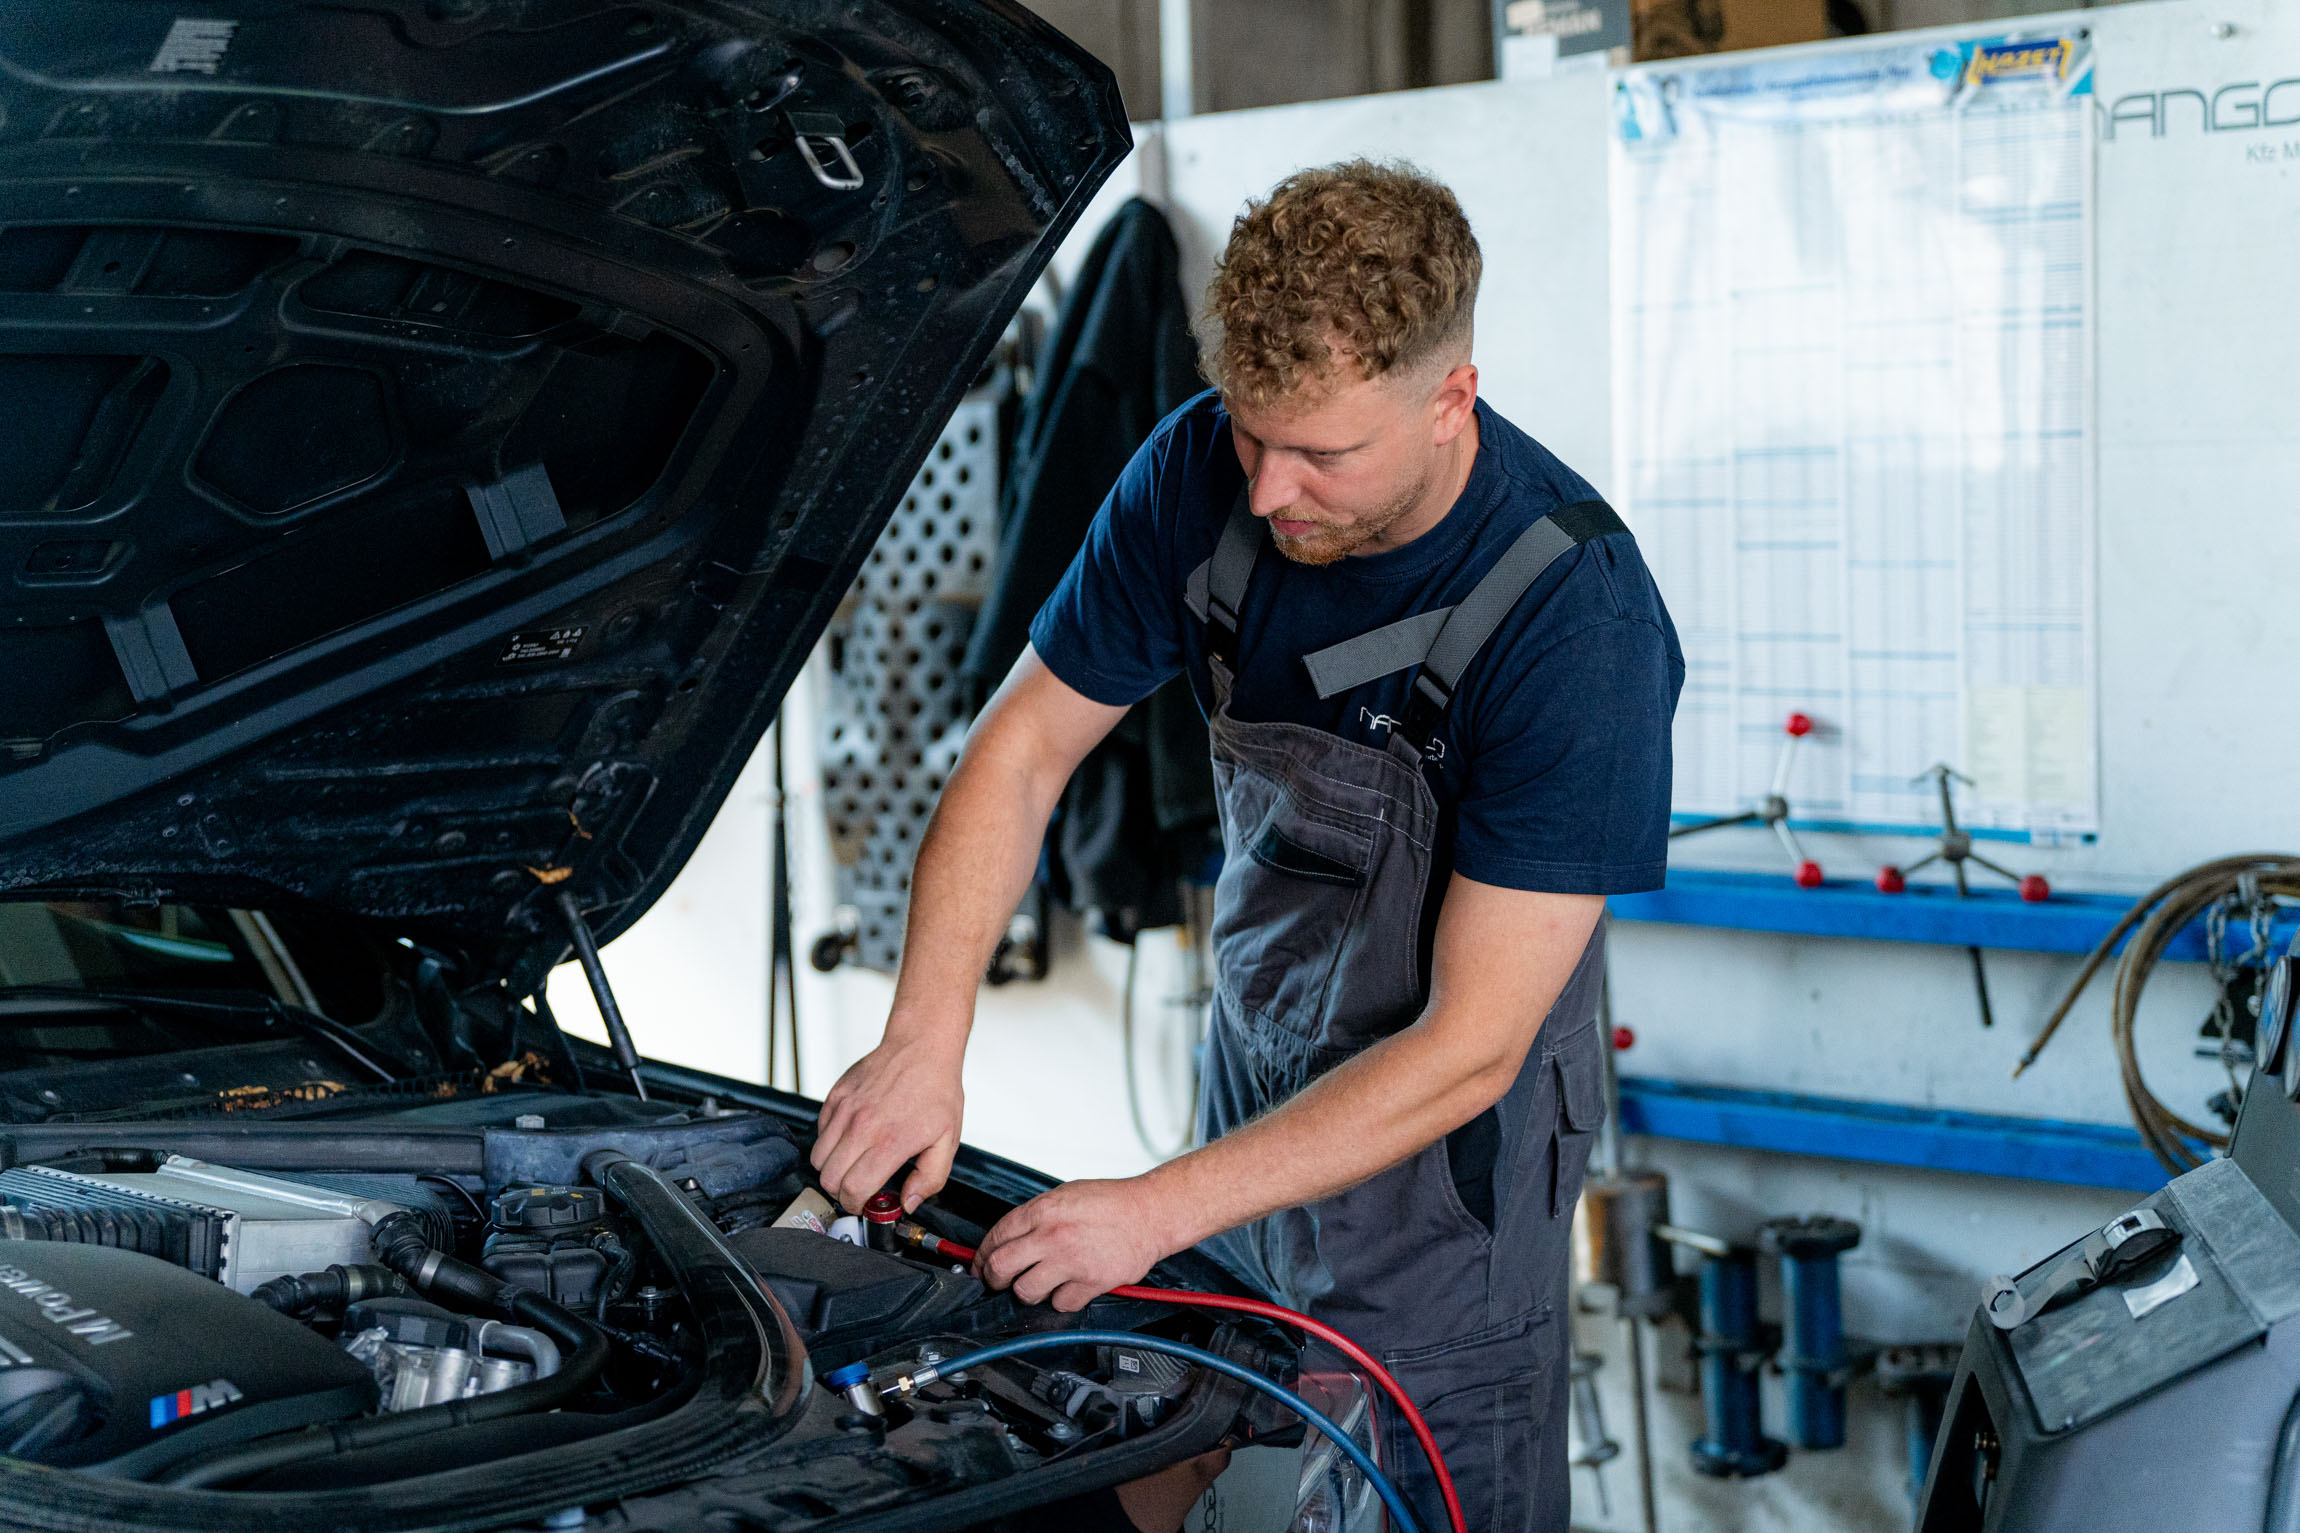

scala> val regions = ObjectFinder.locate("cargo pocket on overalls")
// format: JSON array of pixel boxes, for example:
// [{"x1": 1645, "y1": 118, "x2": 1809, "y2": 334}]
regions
[
  {"x1": 1216, "y1": 796, "x2": 1376, "y2": 1027},
  {"x1": 1382, "y1": 1310, "x2": 1559, "y2": 1533},
  {"x1": 1550, "y1": 1026, "x2": 1606, "y2": 1217}
]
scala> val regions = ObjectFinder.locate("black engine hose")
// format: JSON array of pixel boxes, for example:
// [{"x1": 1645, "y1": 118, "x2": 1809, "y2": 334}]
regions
[
  {"x1": 581, "y1": 1148, "x2": 807, "y2": 1420},
  {"x1": 160, "y1": 1214, "x2": 610, "y2": 1489},
  {"x1": 590, "y1": 1227, "x2": 639, "y2": 1319},
  {"x1": 249, "y1": 1263, "x2": 407, "y2": 1317}
]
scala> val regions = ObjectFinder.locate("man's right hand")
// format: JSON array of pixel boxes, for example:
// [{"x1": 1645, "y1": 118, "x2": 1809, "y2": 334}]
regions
[{"x1": 810, "y1": 1031, "x2": 966, "y2": 1214}]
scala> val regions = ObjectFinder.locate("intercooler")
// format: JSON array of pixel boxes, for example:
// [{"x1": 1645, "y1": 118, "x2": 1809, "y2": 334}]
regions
[{"x1": 0, "y1": 1159, "x2": 453, "y2": 1293}]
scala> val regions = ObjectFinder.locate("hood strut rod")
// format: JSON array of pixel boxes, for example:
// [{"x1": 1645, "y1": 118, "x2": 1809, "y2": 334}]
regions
[{"x1": 555, "y1": 889, "x2": 648, "y2": 1101}]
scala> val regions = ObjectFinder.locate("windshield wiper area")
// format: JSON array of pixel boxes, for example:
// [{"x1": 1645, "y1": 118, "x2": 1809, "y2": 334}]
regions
[{"x1": 0, "y1": 987, "x2": 398, "y2": 1084}]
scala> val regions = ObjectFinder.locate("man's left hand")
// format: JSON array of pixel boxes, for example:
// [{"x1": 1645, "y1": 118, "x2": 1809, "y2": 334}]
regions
[{"x1": 975, "y1": 1178, "x2": 1179, "y2": 1312}]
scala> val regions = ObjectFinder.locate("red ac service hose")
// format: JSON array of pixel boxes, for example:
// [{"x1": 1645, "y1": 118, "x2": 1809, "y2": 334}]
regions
[
  {"x1": 1111, "y1": 1284, "x2": 1468, "y2": 1533},
  {"x1": 907, "y1": 1230, "x2": 1467, "y2": 1533}
]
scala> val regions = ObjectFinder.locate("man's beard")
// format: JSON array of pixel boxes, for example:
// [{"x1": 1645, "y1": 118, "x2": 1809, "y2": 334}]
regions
[{"x1": 1266, "y1": 469, "x2": 1431, "y2": 567}]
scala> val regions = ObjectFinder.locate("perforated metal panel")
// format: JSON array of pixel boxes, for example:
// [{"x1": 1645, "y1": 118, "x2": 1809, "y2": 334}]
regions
[{"x1": 818, "y1": 396, "x2": 1001, "y2": 972}]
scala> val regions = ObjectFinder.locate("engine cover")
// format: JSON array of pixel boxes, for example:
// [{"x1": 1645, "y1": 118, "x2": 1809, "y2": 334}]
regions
[{"x1": 0, "y1": 1241, "x2": 375, "y2": 1477}]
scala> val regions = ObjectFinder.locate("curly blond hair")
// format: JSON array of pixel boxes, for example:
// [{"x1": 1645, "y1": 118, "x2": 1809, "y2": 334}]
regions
[{"x1": 1202, "y1": 160, "x2": 1482, "y2": 409}]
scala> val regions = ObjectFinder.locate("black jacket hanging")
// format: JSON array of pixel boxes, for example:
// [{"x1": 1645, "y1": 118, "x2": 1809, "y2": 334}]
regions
[{"x1": 963, "y1": 198, "x2": 1217, "y2": 944}]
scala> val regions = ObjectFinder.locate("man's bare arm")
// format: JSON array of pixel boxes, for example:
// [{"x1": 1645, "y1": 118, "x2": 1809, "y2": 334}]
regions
[
  {"x1": 975, "y1": 876, "x2": 1603, "y2": 1310},
  {"x1": 812, "y1": 647, "x2": 1126, "y2": 1212}
]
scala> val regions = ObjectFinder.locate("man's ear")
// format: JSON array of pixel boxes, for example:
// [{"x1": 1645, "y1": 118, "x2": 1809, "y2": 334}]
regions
[{"x1": 1430, "y1": 360, "x2": 1479, "y2": 445}]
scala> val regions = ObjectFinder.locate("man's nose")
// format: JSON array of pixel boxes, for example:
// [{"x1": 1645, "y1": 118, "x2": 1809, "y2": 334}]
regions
[{"x1": 1248, "y1": 458, "x2": 1302, "y2": 519}]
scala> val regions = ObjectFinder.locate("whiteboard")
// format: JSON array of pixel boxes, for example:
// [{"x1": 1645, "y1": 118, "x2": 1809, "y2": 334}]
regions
[{"x1": 1614, "y1": 32, "x2": 2101, "y2": 842}]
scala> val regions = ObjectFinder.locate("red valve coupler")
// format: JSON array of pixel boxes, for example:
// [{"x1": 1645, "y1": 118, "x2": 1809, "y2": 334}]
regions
[{"x1": 864, "y1": 1192, "x2": 903, "y2": 1252}]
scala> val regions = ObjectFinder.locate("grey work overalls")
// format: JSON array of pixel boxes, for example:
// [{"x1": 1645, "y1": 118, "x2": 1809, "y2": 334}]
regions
[{"x1": 1182, "y1": 486, "x2": 1618, "y2": 1533}]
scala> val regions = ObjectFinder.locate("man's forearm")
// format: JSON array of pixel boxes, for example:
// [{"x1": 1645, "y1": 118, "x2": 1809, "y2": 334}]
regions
[
  {"x1": 1138, "y1": 1010, "x2": 1523, "y2": 1249},
  {"x1": 970, "y1": 883, "x2": 1600, "y2": 1308},
  {"x1": 884, "y1": 728, "x2": 1067, "y2": 1045},
  {"x1": 1137, "y1": 885, "x2": 1603, "y2": 1252}
]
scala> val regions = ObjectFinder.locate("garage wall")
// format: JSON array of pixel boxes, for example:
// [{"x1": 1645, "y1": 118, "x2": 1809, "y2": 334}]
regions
[{"x1": 558, "y1": 3, "x2": 2300, "y2": 1526}]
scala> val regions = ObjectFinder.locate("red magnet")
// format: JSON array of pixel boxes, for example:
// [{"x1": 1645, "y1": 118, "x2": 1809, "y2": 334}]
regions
[
  {"x1": 1795, "y1": 860, "x2": 1824, "y2": 889},
  {"x1": 1875, "y1": 866, "x2": 1907, "y2": 894},
  {"x1": 1611, "y1": 1026, "x2": 1636, "y2": 1052},
  {"x1": 1785, "y1": 713, "x2": 1814, "y2": 738},
  {"x1": 2019, "y1": 875, "x2": 2051, "y2": 903}
]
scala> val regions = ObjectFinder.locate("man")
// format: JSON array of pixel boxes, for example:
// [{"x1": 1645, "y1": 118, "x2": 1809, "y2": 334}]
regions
[{"x1": 813, "y1": 160, "x2": 1683, "y2": 1532}]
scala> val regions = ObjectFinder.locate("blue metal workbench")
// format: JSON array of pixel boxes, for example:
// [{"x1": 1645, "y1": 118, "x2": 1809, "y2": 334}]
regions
[
  {"x1": 1615, "y1": 1076, "x2": 2187, "y2": 1192},
  {"x1": 1608, "y1": 868, "x2": 2300, "y2": 962},
  {"x1": 1602, "y1": 871, "x2": 2280, "y2": 1190}
]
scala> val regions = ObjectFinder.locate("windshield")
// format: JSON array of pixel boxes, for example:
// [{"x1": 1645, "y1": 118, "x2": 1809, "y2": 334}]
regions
[
  {"x1": 0, "y1": 901, "x2": 283, "y2": 995},
  {"x1": 0, "y1": 901, "x2": 332, "y2": 1074}
]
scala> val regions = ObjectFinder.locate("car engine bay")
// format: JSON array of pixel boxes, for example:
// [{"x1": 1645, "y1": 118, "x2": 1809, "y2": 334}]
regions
[{"x1": 0, "y1": 1077, "x2": 1319, "y2": 1531}]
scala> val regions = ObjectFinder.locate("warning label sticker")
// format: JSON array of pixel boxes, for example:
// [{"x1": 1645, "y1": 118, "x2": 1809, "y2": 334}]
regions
[{"x1": 499, "y1": 627, "x2": 585, "y2": 664}]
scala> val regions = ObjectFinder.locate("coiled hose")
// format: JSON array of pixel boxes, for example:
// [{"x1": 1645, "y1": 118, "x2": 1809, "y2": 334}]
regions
[{"x1": 2015, "y1": 853, "x2": 2300, "y2": 1173}]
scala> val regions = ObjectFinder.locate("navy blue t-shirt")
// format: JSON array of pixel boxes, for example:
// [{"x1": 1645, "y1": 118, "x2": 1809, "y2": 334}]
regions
[{"x1": 1029, "y1": 391, "x2": 1684, "y2": 896}]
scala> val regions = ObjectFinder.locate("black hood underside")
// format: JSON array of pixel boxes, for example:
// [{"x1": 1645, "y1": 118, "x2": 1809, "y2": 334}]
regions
[{"x1": 0, "y1": 0, "x2": 1127, "y2": 984}]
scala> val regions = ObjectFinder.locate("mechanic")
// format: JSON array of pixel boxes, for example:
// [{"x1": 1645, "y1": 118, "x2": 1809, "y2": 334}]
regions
[{"x1": 813, "y1": 160, "x2": 1683, "y2": 1533}]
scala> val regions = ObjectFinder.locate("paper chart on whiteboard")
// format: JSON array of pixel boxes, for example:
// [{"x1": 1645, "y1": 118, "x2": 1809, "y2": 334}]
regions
[{"x1": 1613, "y1": 32, "x2": 2099, "y2": 842}]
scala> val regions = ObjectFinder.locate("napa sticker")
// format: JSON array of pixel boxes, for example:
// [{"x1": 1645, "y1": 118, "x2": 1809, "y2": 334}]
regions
[{"x1": 150, "y1": 1379, "x2": 243, "y2": 1430}]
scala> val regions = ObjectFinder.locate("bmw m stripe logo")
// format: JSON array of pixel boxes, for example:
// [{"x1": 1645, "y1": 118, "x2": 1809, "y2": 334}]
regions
[{"x1": 150, "y1": 1378, "x2": 243, "y2": 1429}]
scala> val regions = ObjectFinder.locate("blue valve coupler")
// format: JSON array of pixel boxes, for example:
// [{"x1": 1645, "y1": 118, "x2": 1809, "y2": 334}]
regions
[
  {"x1": 1761, "y1": 1215, "x2": 1862, "y2": 1451},
  {"x1": 824, "y1": 1362, "x2": 883, "y2": 1418}
]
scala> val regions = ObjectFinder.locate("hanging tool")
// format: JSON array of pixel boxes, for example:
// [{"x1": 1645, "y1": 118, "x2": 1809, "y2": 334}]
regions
[
  {"x1": 1122, "y1": 895, "x2": 1214, "y2": 1161},
  {"x1": 1668, "y1": 712, "x2": 1825, "y2": 888},
  {"x1": 1568, "y1": 1351, "x2": 1621, "y2": 1515},
  {"x1": 1875, "y1": 764, "x2": 2050, "y2": 1028},
  {"x1": 554, "y1": 889, "x2": 648, "y2": 1101},
  {"x1": 1580, "y1": 977, "x2": 1662, "y2": 1533}
]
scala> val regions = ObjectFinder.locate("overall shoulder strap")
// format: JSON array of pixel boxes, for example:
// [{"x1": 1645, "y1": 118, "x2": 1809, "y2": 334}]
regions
[
  {"x1": 1288, "y1": 499, "x2": 1626, "y2": 757},
  {"x1": 1298, "y1": 500, "x2": 1627, "y2": 704},
  {"x1": 1399, "y1": 499, "x2": 1626, "y2": 757},
  {"x1": 1182, "y1": 482, "x2": 1262, "y2": 667}
]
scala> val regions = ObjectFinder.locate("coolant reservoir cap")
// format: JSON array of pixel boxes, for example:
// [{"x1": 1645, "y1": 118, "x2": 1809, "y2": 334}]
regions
[{"x1": 491, "y1": 1184, "x2": 605, "y2": 1231}]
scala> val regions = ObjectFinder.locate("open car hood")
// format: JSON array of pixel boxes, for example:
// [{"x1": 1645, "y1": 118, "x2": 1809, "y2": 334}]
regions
[{"x1": 0, "y1": 0, "x2": 1125, "y2": 982}]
